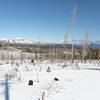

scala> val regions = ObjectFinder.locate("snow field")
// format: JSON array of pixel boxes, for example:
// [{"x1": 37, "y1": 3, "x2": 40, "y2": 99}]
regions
[{"x1": 0, "y1": 61, "x2": 100, "y2": 100}]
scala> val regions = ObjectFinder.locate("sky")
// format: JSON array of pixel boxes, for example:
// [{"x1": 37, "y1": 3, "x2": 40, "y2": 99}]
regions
[{"x1": 0, "y1": 0, "x2": 99, "y2": 42}]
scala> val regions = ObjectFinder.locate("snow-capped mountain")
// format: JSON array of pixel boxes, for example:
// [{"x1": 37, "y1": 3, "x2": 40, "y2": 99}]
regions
[
  {"x1": 0, "y1": 38, "x2": 100, "y2": 49},
  {"x1": 9, "y1": 38, "x2": 33, "y2": 44},
  {"x1": 0, "y1": 38, "x2": 33, "y2": 44}
]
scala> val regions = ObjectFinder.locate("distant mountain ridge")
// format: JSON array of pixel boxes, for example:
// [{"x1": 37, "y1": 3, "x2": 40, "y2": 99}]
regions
[
  {"x1": 0, "y1": 38, "x2": 100, "y2": 49},
  {"x1": 0, "y1": 38, "x2": 33, "y2": 44}
]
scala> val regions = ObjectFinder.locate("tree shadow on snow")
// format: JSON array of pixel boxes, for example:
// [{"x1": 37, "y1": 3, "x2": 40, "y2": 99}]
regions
[
  {"x1": 0, "y1": 75, "x2": 13, "y2": 100},
  {"x1": 85, "y1": 68, "x2": 100, "y2": 71}
]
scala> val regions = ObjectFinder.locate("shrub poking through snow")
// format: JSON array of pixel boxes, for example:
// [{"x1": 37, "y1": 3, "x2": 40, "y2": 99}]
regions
[
  {"x1": 62, "y1": 64, "x2": 66, "y2": 68},
  {"x1": 74, "y1": 63, "x2": 80, "y2": 70},
  {"x1": 40, "y1": 79, "x2": 62, "y2": 97},
  {"x1": 17, "y1": 74, "x2": 21, "y2": 81},
  {"x1": 62, "y1": 62, "x2": 67, "y2": 68},
  {"x1": 46, "y1": 66, "x2": 51, "y2": 72},
  {"x1": 16, "y1": 62, "x2": 19, "y2": 67},
  {"x1": 31, "y1": 59, "x2": 35, "y2": 65}
]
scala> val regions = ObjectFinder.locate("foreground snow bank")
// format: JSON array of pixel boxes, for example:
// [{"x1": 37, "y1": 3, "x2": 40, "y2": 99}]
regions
[{"x1": 0, "y1": 62, "x2": 100, "y2": 100}]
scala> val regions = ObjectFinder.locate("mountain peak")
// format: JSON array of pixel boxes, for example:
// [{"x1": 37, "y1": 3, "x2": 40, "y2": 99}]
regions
[{"x1": 0, "y1": 38, "x2": 33, "y2": 44}]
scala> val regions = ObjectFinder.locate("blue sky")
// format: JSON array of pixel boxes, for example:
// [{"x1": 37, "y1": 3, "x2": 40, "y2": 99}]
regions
[{"x1": 0, "y1": 0, "x2": 99, "y2": 42}]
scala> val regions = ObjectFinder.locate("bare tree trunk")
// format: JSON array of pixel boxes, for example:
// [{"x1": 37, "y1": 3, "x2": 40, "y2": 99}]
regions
[{"x1": 42, "y1": 92, "x2": 45, "y2": 100}]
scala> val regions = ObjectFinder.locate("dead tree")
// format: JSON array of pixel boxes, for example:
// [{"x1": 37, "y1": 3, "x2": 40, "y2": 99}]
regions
[
  {"x1": 42, "y1": 92, "x2": 45, "y2": 100},
  {"x1": 82, "y1": 28, "x2": 90, "y2": 63},
  {"x1": 71, "y1": 6, "x2": 77, "y2": 63}
]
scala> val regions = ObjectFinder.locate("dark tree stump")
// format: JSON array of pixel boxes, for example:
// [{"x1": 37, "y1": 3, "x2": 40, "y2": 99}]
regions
[
  {"x1": 28, "y1": 80, "x2": 33, "y2": 85},
  {"x1": 54, "y1": 77, "x2": 59, "y2": 81}
]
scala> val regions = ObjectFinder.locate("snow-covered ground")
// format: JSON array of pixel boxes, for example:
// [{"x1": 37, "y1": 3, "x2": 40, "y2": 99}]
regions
[{"x1": 0, "y1": 61, "x2": 100, "y2": 100}]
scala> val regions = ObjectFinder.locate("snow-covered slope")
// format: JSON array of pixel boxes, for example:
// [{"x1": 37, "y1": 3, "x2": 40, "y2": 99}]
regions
[{"x1": 0, "y1": 61, "x2": 100, "y2": 100}]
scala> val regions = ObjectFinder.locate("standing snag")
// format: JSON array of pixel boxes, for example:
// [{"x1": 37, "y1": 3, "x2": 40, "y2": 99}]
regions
[{"x1": 42, "y1": 91, "x2": 45, "y2": 100}]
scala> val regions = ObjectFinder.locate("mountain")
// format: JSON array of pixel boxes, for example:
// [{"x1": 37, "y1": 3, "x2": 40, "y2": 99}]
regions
[
  {"x1": 0, "y1": 38, "x2": 33, "y2": 44},
  {"x1": 0, "y1": 38, "x2": 100, "y2": 49}
]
